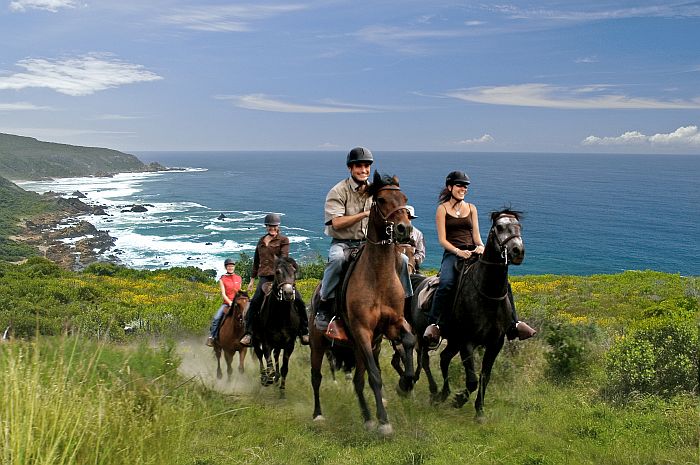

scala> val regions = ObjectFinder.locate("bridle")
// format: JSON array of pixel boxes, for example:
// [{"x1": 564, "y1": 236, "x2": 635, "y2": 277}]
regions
[
  {"x1": 478, "y1": 214, "x2": 522, "y2": 266},
  {"x1": 365, "y1": 185, "x2": 410, "y2": 246}
]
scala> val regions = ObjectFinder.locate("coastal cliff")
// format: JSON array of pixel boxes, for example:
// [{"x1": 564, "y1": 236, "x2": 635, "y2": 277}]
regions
[
  {"x1": 0, "y1": 132, "x2": 165, "y2": 268},
  {"x1": 0, "y1": 132, "x2": 164, "y2": 180}
]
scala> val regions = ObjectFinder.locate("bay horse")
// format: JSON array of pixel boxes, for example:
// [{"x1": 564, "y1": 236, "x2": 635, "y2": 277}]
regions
[
  {"x1": 251, "y1": 256, "x2": 302, "y2": 398},
  {"x1": 410, "y1": 209, "x2": 525, "y2": 419},
  {"x1": 309, "y1": 171, "x2": 416, "y2": 436},
  {"x1": 213, "y1": 291, "x2": 250, "y2": 381}
]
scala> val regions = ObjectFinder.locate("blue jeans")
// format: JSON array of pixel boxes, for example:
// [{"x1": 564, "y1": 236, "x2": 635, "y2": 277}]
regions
[
  {"x1": 320, "y1": 239, "x2": 413, "y2": 300},
  {"x1": 210, "y1": 303, "x2": 229, "y2": 338},
  {"x1": 427, "y1": 251, "x2": 459, "y2": 328}
]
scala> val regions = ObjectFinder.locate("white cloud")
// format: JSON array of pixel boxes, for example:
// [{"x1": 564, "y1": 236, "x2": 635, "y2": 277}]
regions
[
  {"x1": 95, "y1": 114, "x2": 145, "y2": 120},
  {"x1": 355, "y1": 25, "x2": 467, "y2": 53},
  {"x1": 215, "y1": 94, "x2": 385, "y2": 113},
  {"x1": 456, "y1": 134, "x2": 494, "y2": 145},
  {"x1": 488, "y1": 4, "x2": 700, "y2": 22},
  {"x1": 160, "y1": 4, "x2": 307, "y2": 32},
  {"x1": 9, "y1": 0, "x2": 76, "y2": 12},
  {"x1": 0, "y1": 101, "x2": 53, "y2": 111},
  {"x1": 446, "y1": 84, "x2": 700, "y2": 109},
  {"x1": 582, "y1": 126, "x2": 700, "y2": 147},
  {"x1": 0, "y1": 54, "x2": 162, "y2": 96}
]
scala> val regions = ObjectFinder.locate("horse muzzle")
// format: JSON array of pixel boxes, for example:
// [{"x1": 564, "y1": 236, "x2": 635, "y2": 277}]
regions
[
  {"x1": 508, "y1": 238, "x2": 525, "y2": 265},
  {"x1": 279, "y1": 283, "x2": 295, "y2": 301},
  {"x1": 394, "y1": 222, "x2": 412, "y2": 244}
]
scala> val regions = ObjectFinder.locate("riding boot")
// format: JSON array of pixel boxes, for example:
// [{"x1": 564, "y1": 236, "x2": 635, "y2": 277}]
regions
[
  {"x1": 315, "y1": 298, "x2": 334, "y2": 331},
  {"x1": 240, "y1": 308, "x2": 254, "y2": 346}
]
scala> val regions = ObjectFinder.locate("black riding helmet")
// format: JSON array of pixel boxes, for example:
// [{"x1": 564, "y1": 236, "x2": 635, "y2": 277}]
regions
[
  {"x1": 346, "y1": 147, "x2": 374, "y2": 166},
  {"x1": 445, "y1": 170, "x2": 471, "y2": 186},
  {"x1": 224, "y1": 258, "x2": 236, "y2": 266},
  {"x1": 264, "y1": 213, "x2": 281, "y2": 226}
]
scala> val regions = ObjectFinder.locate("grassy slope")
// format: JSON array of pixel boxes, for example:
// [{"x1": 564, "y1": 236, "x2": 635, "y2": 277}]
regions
[
  {"x1": 0, "y1": 176, "x2": 50, "y2": 260},
  {"x1": 0, "y1": 263, "x2": 697, "y2": 464},
  {"x1": 0, "y1": 132, "x2": 148, "y2": 180}
]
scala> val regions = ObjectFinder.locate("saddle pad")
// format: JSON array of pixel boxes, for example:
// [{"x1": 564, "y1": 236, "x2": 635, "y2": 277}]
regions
[{"x1": 416, "y1": 276, "x2": 440, "y2": 311}]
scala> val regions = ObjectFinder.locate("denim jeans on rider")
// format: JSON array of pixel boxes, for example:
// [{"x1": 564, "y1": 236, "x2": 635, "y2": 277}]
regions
[
  {"x1": 210, "y1": 303, "x2": 229, "y2": 338},
  {"x1": 427, "y1": 250, "x2": 459, "y2": 329}
]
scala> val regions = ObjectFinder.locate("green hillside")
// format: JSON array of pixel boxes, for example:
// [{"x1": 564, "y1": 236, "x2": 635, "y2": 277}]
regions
[
  {"x1": 0, "y1": 132, "x2": 161, "y2": 180},
  {"x1": 0, "y1": 175, "x2": 49, "y2": 260}
]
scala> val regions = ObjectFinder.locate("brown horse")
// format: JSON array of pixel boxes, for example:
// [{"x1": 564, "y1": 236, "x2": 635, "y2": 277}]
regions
[
  {"x1": 213, "y1": 291, "x2": 250, "y2": 381},
  {"x1": 309, "y1": 171, "x2": 416, "y2": 436}
]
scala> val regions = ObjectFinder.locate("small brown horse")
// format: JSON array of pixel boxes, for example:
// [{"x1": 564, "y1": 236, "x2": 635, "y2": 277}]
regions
[
  {"x1": 310, "y1": 171, "x2": 416, "y2": 436},
  {"x1": 213, "y1": 291, "x2": 250, "y2": 381}
]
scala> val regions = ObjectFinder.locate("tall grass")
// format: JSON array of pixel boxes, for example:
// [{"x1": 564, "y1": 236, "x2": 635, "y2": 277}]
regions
[{"x1": 0, "y1": 337, "x2": 189, "y2": 465}]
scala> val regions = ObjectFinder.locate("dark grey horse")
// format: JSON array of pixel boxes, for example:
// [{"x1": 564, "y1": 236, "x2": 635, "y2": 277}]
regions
[
  {"x1": 409, "y1": 209, "x2": 525, "y2": 419},
  {"x1": 252, "y1": 256, "x2": 302, "y2": 398}
]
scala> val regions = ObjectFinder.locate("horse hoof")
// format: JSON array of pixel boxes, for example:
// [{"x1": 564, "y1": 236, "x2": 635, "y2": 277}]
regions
[
  {"x1": 313, "y1": 415, "x2": 325, "y2": 422},
  {"x1": 475, "y1": 413, "x2": 486, "y2": 424},
  {"x1": 378, "y1": 423, "x2": 394, "y2": 438},
  {"x1": 364, "y1": 420, "x2": 377, "y2": 431},
  {"x1": 216, "y1": 371, "x2": 222, "y2": 380}
]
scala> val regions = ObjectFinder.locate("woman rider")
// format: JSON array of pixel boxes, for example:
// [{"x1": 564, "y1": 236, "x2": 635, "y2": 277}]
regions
[
  {"x1": 206, "y1": 257, "x2": 242, "y2": 346},
  {"x1": 240, "y1": 213, "x2": 310, "y2": 346},
  {"x1": 423, "y1": 171, "x2": 536, "y2": 348}
]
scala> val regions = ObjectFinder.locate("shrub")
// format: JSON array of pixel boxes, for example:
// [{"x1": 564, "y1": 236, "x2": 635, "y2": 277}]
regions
[
  {"x1": 298, "y1": 253, "x2": 326, "y2": 280},
  {"x1": 604, "y1": 315, "x2": 698, "y2": 399},
  {"x1": 544, "y1": 320, "x2": 601, "y2": 382}
]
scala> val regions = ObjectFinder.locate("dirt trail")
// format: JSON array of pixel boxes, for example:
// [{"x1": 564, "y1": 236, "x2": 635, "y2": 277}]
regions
[{"x1": 176, "y1": 337, "x2": 259, "y2": 394}]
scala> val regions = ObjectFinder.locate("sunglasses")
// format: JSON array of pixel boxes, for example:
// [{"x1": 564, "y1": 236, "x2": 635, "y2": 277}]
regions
[{"x1": 453, "y1": 183, "x2": 469, "y2": 188}]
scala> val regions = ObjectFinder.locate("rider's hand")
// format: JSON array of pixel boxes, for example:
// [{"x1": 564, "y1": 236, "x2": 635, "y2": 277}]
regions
[{"x1": 474, "y1": 245, "x2": 485, "y2": 254}]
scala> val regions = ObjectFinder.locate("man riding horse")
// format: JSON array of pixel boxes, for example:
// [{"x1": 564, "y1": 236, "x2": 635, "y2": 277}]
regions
[{"x1": 315, "y1": 147, "x2": 413, "y2": 332}]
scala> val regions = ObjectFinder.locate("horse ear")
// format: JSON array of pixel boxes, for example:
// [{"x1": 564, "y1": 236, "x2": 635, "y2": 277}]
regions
[
  {"x1": 391, "y1": 175, "x2": 400, "y2": 187},
  {"x1": 373, "y1": 170, "x2": 381, "y2": 185}
]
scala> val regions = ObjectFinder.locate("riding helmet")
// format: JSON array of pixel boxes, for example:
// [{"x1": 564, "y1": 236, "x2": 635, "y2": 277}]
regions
[
  {"x1": 445, "y1": 170, "x2": 471, "y2": 186},
  {"x1": 346, "y1": 147, "x2": 374, "y2": 166},
  {"x1": 264, "y1": 213, "x2": 281, "y2": 226},
  {"x1": 224, "y1": 258, "x2": 236, "y2": 266}
]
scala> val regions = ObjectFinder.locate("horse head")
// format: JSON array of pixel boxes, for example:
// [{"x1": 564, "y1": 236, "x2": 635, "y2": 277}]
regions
[
  {"x1": 274, "y1": 256, "x2": 298, "y2": 301},
  {"x1": 486, "y1": 209, "x2": 525, "y2": 265},
  {"x1": 233, "y1": 291, "x2": 250, "y2": 320},
  {"x1": 366, "y1": 171, "x2": 412, "y2": 245}
]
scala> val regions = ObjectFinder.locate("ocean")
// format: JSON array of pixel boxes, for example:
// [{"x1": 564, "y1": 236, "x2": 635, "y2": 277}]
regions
[{"x1": 16, "y1": 151, "x2": 700, "y2": 277}]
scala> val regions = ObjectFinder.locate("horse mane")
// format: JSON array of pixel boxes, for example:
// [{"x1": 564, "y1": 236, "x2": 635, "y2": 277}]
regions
[
  {"x1": 490, "y1": 207, "x2": 524, "y2": 222},
  {"x1": 366, "y1": 171, "x2": 400, "y2": 198},
  {"x1": 235, "y1": 290, "x2": 249, "y2": 299},
  {"x1": 276, "y1": 255, "x2": 298, "y2": 271}
]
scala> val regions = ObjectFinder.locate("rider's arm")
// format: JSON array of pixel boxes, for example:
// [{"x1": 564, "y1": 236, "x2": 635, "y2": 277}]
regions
[
  {"x1": 414, "y1": 229, "x2": 426, "y2": 265},
  {"x1": 330, "y1": 210, "x2": 370, "y2": 231},
  {"x1": 279, "y1": 236, "x2": 290, "y2": 257},
  {"x1": 219, "y1": 279, "x2": 232, "y2": 306},
  {"x1": 469, "y1": 204, "x2": 485, "y2": 254}
]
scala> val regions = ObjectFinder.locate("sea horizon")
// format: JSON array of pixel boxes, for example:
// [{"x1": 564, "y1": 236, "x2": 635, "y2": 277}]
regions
[{"x1": 16, "y1": 150, "x2": 700, "y2": 277}]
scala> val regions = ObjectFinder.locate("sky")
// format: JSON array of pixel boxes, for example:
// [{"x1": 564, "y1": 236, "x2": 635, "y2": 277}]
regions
[{"x1": 1, "y1": 0, "x2": 699, "y2": 153}]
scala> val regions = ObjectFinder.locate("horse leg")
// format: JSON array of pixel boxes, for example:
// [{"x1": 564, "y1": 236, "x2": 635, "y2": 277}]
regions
[
  {"x1": 390, "y1": 342, "x2": 404, "y2": 378},
  {"x1": 214, "y1": 347, "x2": 223, "y2": 380},
  {"x1": 325, "y1": 351, "x2": 337, "y2": 382},
  {"x1": 273, "y1": 347, "x2": 281, "y2": 385},
  {"x1": 357, "y1": 336, "x2": 393, "y2": 436},
  {"x1": 351, "y1": 355, "x2": 373, "y2": 427},
  {"x1": 453, "y1": 346, "x2": 475, "y2": 409},
  {"x1": 396, "y1": 330, "x2": 416, "y2": 395},
  {"x1": 310, "y1": 335, "x2": 326, "y2": 420},
  {"x1": 238, "y1": 348, "x2": 246, "y2": 373},
  {"x1": 438, "y1": 342, "x2": 459, "y2": 403},
  {"x1": 474, "y1": 341, "x2": 504, "y2": 420},
  {"x1": 420, "y1": 344, "x2": 440, "y2": 398},
  {"x1": 278, "y1": 345, "x2": 293, "y2": 399},
  {"x1": 224, "y1": 349, "x2": 234, "y2": 381}
]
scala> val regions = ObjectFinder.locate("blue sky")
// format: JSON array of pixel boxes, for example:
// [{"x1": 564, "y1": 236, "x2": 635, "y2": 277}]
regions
[{"x1": 1, "y1": 0, "x2": 699, "y2": 153}]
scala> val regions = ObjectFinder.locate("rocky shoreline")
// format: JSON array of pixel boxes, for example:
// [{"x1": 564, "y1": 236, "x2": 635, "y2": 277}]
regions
[{"x1": 14, "y1": 192, "x2": 120, "y2": 271}]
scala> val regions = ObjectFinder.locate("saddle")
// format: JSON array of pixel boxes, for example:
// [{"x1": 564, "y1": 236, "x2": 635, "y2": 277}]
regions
[{"x1": 416, "y1": 276, "x2": 440, "y2": 312}]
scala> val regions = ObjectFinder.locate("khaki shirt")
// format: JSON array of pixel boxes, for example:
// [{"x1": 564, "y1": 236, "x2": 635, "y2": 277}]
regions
[{"x1": 324, "y1": 177, "x2": 373, "y2": 240}]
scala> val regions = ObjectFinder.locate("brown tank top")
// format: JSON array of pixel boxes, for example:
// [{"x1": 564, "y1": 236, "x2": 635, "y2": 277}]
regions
[{"x1": 443, "y1": 205, "x2": 475, "y2": 250}]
